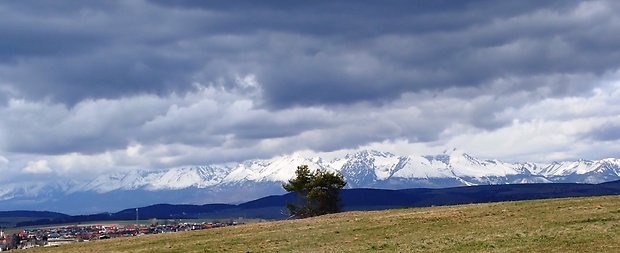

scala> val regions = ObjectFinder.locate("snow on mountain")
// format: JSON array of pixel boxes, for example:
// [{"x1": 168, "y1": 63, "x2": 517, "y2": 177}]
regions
[
  {"x1": 222, "y1": 154, "x2": 321, "y2": 184},
  {"x1": 421, "y1": 148, "x2": 517, "y2": 178},
  {"x1": 339, "y1": 150, "x2": 400, "y2": 187},
  {"x1": 540, "y1": 160, "x2": 594, "y2": 176},
  {"x1": 146, "y1": 166, "x2": 228, "y2": 190},
  {"x1": 3, "y1": 149, "x2": 620, "y2": 211},
  {"x1": 391, "y1": 155, "x2": 453, "y2": 179},
  {"x1": 518, "y1": 162, "x2": 547, "y2": 175},
  {"x1": 389, "y1": 148, "x2": 532, "y2": 187},
  {"x1": 0, "y1": 184, "x2": 37, "y2": 201},
  {"x1": 539, "y1": 159, "x2": 619, "y2": 177},
  {"x1": 539, "y1": 158, "x2": 620, "y2": 184},
  {"x1": 0, "y1": 189, "x2": 15, "y2": 201},
  {"x1": 0, "y1": 182, "x2": 71, "y2": 202},
  {"x1": 74, "y1": 170, "x2": 150, "y2": 193}
]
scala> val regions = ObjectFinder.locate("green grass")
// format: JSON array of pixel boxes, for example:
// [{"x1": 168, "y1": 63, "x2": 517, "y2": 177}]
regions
[{"x1": 26, "y1": 195, "x2": 620, "y2": 252}]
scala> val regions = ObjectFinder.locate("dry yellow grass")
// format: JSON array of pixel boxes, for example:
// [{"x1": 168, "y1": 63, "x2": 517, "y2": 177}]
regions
[{"x1": 27, "y1": 195, "x2": 620, "y2": 252}]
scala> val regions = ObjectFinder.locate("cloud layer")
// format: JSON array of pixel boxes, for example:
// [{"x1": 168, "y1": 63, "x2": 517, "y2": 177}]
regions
[{"x1": 1, "y1": 0, "x2": 620, "y2": 183}]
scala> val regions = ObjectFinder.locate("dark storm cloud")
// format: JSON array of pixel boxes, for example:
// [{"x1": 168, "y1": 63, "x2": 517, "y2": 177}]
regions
[
  {"x1": 0, "y1": 1, "x2": 115, "y2": 62},
  {"x1": 586, "y1": 123, "x2": 620, "y2": 142},
  {"x1": 0, "y1": 1, "x2": 206, "y2": 105},
  {"x1": 168, "y1": 0, "x2": 620, "y2": 108},
  {"x1": 3, "y1": 0, "x2": 617, "y2": 109},
  {"x1": 5, "y1": 51, "x2": 200, "y2": 105}
]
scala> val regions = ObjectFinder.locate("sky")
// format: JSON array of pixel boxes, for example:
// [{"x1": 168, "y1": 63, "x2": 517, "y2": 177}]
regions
[{"x1": 1, "y1": 0, "x2": 620, "y2": 184}]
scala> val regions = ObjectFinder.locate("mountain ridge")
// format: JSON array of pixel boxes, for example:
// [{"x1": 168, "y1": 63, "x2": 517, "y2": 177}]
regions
[{"x1": 2, "y1": 149, "x2": 620, "y2": 213}]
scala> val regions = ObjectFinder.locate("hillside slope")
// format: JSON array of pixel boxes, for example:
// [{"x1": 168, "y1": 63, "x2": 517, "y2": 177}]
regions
[{"x1": 27, "y1": 195, "x2": 620, "y2": 253}]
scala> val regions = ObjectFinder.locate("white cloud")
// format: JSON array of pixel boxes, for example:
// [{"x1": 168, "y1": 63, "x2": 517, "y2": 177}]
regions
[
  {"x1": 126, "y1": 143, "x2": 142, "y2": 157},
  {"x1": 22, "y1": 160, "x2": 52, "y2": 174},
  {"x1": 0, "y1": 155, "x2": 8, "y2": 165}
]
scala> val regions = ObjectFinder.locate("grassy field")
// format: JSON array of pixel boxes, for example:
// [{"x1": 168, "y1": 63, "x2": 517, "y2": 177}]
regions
[{"x1": 25, "y1": 195, "x2": 620, "y2": 252}]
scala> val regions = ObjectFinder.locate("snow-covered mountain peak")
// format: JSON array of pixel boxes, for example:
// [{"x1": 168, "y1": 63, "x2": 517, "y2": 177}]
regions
[
  {"x1": 600, "y1": 158, "x2": 620, "y2": 164},
  {"x1": 339, "y1": 150, "x2": 401, "y2": 186},
  {"x1": 145, "y1": 165, "x2": 228, "y2": 190},
  {"x1": 538, "y1": 158, "x2": 620, "y2": 178},
  {"x1": 77, "y1": 170, "x2": 147, "y2": 193},
  {"x1": 223, "y1": 153, "x2": 321, "y2": 183},
  {"x1": 345, "y1": 150, "x2": 394, "y2": 160}
]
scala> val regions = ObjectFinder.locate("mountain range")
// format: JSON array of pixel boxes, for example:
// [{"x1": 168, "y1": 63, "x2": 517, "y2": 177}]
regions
[
  {"x1": 2, "y1": 148, "x2": 620, "y2": 214},
  {"x1": 7, "y1": 180, "x2": 620, "y2": 227}
]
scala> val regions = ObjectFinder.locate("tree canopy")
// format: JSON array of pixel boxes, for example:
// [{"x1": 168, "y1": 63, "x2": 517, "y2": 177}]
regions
[{"x1": 283, "y1": 165, "x2": 347, "y2": 219}]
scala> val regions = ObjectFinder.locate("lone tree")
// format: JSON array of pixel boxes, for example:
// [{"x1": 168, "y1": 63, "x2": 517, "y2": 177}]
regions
[{"x1": 283, "y1": 165, "x2": 347, "y2": 218}]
